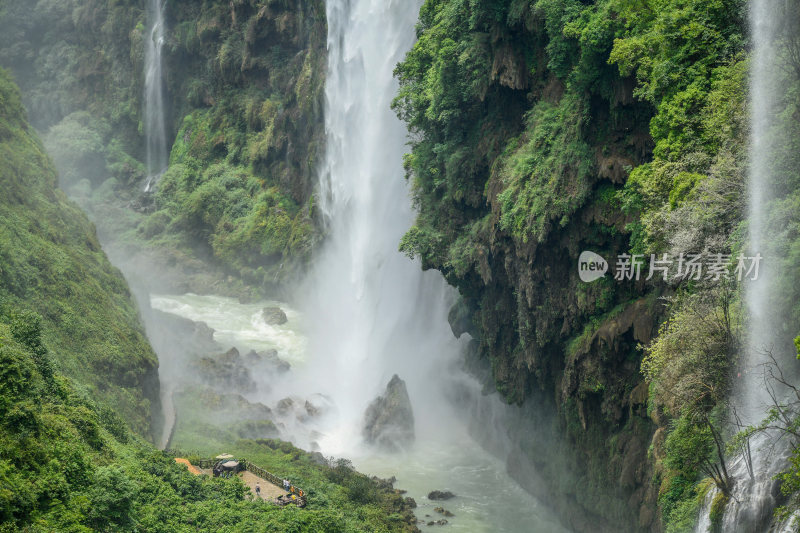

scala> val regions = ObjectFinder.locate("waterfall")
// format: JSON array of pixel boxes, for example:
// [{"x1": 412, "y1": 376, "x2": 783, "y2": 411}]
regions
[
  {"x1": 743, "y1": 0, "x2": 779, "y2": 421},
  {"x1": 301, "y1": 0, "x2": 467, "y2": 454},
  {"x1": 695, "y1": 1, "x2": 795, "y2": 530},
  {"x1": 143, "y1": 0, "x2": 168, "y2": 193}
]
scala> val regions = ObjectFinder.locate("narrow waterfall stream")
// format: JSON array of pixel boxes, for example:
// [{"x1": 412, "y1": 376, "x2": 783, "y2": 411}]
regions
[
  {"x1": 694, "y1": 1, "x2": 795, "y2": 530},
  {"x1": 143, "y1": 0, "x2": 167, "y2": 192}
]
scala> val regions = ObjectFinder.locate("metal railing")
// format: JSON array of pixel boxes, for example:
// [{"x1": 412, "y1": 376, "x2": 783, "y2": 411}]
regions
[{"x1": 169, "y1": 452, "x2": 306, "y2": 500}]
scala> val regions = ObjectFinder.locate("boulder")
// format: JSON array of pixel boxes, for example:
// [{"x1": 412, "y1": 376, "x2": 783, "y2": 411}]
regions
[
  {"x1": 262, "y1": 306, "x2": 288, "y2": 325},
  {"x1": 308, "y1": 451, "x2": 328, "y2": 466},
  {"x1": 276, "y1": 397, "x2": 296, "y2": 415},
  {"x1": 244, "y1": 349, "x2": 291, "y2": 373},
  {"x1": 194, "y1": 347, "x2": 256, "y2": 392},
  {"x1": 427, "y1": 490, "x2": 455, "y2": 501},
  {"x1": 362, "y1": 374, "x2": 415, "y2": 451},
  {"x1": 304, "y1": 400, "x2": 320, "y2": 418}
]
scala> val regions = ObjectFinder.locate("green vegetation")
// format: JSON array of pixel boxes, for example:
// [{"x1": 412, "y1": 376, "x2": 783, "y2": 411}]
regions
[
  {"x1": 2, "y1": 0, "x2": 800, "y2": 530},
  {"x1": 392, "y1": 0, "x2": 797, "y2": 530},
  {"x1": 0, "y1": 69, "x2": 416, "y2": 531},
  {"x1": 171, "y1": 435, "x2": 418, "y2": 532},
  {"x1": 0, "y1": 310, "x2": 417, "y2": 532},
  {"x1": 641, "y1": 288, "x2": 739, "y2": 515},
  {"x1": 0, "y1": 68, "x2": 159, "y2": 437},
  {"x1": 0, "y1": 0, "x2": 327, "y2": 295}
]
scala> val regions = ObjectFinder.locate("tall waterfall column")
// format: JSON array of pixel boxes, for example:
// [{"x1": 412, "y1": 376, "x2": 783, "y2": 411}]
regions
[{"x1": 143, "y1": 0, "x2": 168, "y2": 192}]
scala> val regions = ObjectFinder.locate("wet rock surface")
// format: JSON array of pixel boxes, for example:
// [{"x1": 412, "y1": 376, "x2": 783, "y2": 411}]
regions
[
  {"x1": 194, "y1": 347, "x2": 256, "y2": 392},
  {"x1": 262, "y1": 306, "x2": 288, "y2": 325},
  {"x1": 244, "y1": 349, "x2": 291, "y2": 373},
  {"x1": 427, "y1": 490, "x2": 456, "y2": 501},
  {"x1": 151, "y1": 309, "x2": 220, "y2": 356},
  {"x1": 362, "y1": 374, "x2": 415, "y2": 451}
]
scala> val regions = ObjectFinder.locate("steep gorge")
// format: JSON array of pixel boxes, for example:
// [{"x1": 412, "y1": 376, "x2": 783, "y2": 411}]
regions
[
  {"x1": 2, "y1": 1, "x2": 800, "y2": 532},
  {"x1": 0, "y1": 67, "x2": 160, "y2": 438}
]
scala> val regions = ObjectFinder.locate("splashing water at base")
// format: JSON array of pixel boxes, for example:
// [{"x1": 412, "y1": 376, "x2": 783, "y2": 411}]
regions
[{"x1": 151, "y1": 293, "x2": 570, "y2": 532}]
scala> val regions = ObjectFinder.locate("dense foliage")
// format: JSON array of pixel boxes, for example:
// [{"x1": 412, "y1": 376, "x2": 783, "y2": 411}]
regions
[
  {"x1": 391, "y1": 0, "x2": 800, "y2": 530},
  {"x1": 0, "y1": 68, "x2": 159, "y2": 437},
  {"x1": 0, "y1": 0, "x2": 326, "y2": 295},
  {"x1": 0, "y1": 68, "x2": 416, "y2": 532},
  {"x1": 0, "y1": 310, "x2": 417, "y2": 532},
  {"x1": 2, "y1": 0, "x2": 800, "y2": 531}
]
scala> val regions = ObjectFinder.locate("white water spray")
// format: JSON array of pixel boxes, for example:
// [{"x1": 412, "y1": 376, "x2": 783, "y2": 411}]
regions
[
  {"x1": 743, "y1": 0, "x2": 779, "y2": 421},
  {"x1": 298, "y1": 0, "x2": 468, "y2": 454},
  {"x1": 143, "y1": 0, "x2": 168, "y2": 192}
]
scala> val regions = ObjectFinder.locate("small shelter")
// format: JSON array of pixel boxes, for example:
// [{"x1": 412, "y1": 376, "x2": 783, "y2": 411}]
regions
[{"x1": 212, "y1": 454, "x2": 241, "y2": 477}]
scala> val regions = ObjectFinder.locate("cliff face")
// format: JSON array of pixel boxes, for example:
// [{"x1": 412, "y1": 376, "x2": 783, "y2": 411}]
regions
[
  {"x1": 0, "y1": 68, "x2": 160, "y2": 438},
  {"x1": 394, "y1": 0, "x2": 748, "y2": 530},
  {"x1": 0, "y1": 0, "x2": 327, "y2": 297}
]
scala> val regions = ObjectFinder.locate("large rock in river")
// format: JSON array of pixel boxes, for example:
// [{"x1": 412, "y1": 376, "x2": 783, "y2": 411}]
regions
[
  {"x1": 262, "y1": 306, "x2": 288, "y2": 325},
  {"x1": 362, "y1": 374, "x2": 415, "y2": 451}
]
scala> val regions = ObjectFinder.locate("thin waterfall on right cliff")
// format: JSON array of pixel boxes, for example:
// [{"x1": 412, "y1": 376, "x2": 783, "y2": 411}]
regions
[{"x1": 695, "y1": 1, "x2": 799, "y2": 531}]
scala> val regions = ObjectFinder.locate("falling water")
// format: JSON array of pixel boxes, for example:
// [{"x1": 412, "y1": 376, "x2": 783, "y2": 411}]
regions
[
  {"x1": 743, "y1": 0, "x2": 779, "y2": 420},
  {"x1": 291, "y1": 2, "x2": 571, "y2": 528},
  {"x1": 143, "y1": 0, "x2": 168, "y2": 192},
  {"x1": 300, "y1": 0, "x2": 464, "y2": 452},
  {"x1": 695, "y1": 1, "x2": 790, "y2": 530}
]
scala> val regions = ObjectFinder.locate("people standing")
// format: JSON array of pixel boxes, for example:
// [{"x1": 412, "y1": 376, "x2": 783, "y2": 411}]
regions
[{"x1": 255, "y1": 482, "x2": 261, "y2": 497}]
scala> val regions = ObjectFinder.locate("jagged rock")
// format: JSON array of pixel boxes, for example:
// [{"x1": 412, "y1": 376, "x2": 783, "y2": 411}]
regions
[
  {"x1": 276, "y1": 397, "x2": 296, "y2": 415},
  {"x1": 262, "y1": 306, "x2": 288, "y2": 325},
  {"x1": 276, "y1": 395, "x2": 332, "y2": 425},
  {"x1": 434, "y1": 506, "x2": 454, "y2": 517},
  {"x1": 362, "y1": 374, "x2": 415, "y2": 451},
  {"x1": 304, "y1": 400, "x2": 320, "y2": 417},
  {"x1": 428, "y1": 490, "x2": 455, "y2": 501},
  {"x1": 308, "y1": 451, "x2": 328, "y2": 466},
  {"x1": 370, "y1": 476, "x2": 397, "y2": 491},
  {"x1": 194, "y1": 347, "x2": 256, "y2": 392},
  {"x1": 244, "y1": 349, "x2": 291, "y2": 373},
  {"x1": 447, "y1": 299, "x2": 473, "y2": 338}
]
